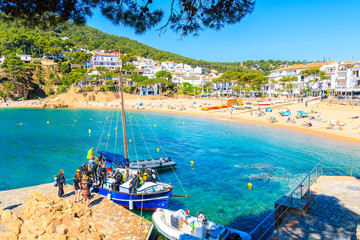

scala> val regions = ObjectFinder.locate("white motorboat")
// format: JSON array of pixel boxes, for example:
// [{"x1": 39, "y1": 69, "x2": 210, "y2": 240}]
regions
[{"x1": 152, "y1": 209, "x2": 251, "y2": 240}]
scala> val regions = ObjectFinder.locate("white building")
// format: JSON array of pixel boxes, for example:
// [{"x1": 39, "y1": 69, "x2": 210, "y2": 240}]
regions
[{"x1": 92, "y1": 53, "x2": 121, "y2": 70}]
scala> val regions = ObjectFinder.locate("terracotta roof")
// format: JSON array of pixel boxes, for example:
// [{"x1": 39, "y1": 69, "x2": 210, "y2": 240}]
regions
[
  {"x1": 272, "y1": 61, "x2": 338, "y2": 72},
  {"x1": 172, "y1": 72, "x2": 186, "y2": 75},
  {"x1": 94, "y1": 53, "x2": 118, "y2": 57},
  {"x1": 340, "y1": 61, "x2": 356, "y2": 65},
  {"x1": 133, "y1": 69, "x2": 145, "y2": 72}
]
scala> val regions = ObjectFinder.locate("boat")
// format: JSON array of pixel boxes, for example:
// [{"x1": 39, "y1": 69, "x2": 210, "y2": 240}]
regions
[
  {"x1": 98, "y1": 151, "x2": 177, "y2": 170},
  {"x1": 152, "y1": 209, "x2": 251, "y2": 240},
  {"x1": 92, "y1": 63, "x2": 178, "y2": 210}
]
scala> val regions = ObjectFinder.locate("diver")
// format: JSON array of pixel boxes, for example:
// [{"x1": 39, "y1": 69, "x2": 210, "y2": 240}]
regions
[
  {"x1": 145, "y1": 167, "x2": 155, "y2": 182},
  {"x1": 112, "y1": 169, "x2": 123, "y2": 191},
  {"x1": 129, "y1": 174, "x2": 140, "y2": 193},
  {"x1": 140, "y1": 164, "x2": 146, "y2": 175},
  {"x1": 98, "y1": 163, "x2": 107, "y2": 187}
]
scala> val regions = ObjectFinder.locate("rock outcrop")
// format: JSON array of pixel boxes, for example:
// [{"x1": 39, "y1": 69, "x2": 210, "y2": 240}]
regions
[
  {"x1": 0, "y1": 191, "x2": 104, "y2": 240},
  {"x1": 40, "y1": 101, "x2": 69, "y2": 109}
]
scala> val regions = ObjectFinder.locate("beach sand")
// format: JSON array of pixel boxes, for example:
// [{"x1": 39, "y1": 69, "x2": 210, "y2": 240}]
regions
[{"x1": 2, "y1": 89, "x2": 360, "y2": 144}]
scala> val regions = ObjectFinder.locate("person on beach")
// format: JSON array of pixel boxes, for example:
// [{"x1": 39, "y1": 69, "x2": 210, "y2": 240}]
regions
[
  {"x1": 87, "y1": 146, "x2": 95, "y2": 168},
  {"x1": 80, "y1": 175, "x2": 90, "y2": 206},
  {"x1": 57, "y1": 169, "x2": 66, "y2": 198},
  {"x1": 73, "y1": 172, "x2": 81, "y2": 203}
]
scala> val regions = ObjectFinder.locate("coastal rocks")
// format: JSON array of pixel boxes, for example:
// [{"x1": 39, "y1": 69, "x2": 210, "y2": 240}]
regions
[
  {"x1": 40, "y1": 101, "x2": 69, "y2": 109},
  {"x1": 0, "y1": 191, "x2": 104, "y2": 240}
]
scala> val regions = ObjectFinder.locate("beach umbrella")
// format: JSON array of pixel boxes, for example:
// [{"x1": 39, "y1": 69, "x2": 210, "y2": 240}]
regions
[
  {"x1": 283, "y1": 111, "x2": 291, "y2": 116},
  {"x1": 266, "y1": 108, "x2": 272, "y2": 112}
]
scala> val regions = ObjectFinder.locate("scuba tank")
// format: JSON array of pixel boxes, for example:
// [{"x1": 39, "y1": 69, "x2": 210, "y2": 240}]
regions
[{"x1": 54, "y1": 175, "x2": 58, "y2": 187}]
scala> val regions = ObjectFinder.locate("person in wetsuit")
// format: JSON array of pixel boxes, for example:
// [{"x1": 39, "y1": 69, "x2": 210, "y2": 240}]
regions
[
  {"x1": 111, "y1": 169, "x2": 123, "y2": 191},
  {"x1": 57, "y1": 169, "x2": 67, "y2": 197},
  {"x1": 129, "y1": 174, "x2": 140, "y2": 193},
  {"x1": 99, "y1": 163, "x2": 107, "y2": 187},
  {"x1": 145, "y1": 167, "x2": 155, "y2": 182}
]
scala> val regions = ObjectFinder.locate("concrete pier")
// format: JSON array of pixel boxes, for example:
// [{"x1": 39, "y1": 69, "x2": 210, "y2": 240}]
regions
[
  {"x1": 0, "y1": 183, "x2": 153, "y2": 239},
  {"x1": 270, "y1": 176, "x2": 360, "y2": 240}
]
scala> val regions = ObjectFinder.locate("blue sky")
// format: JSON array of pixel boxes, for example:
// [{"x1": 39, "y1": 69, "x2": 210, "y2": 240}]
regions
[{"x1": 86, "y1": 0, "x2": 360, "y2": 62}]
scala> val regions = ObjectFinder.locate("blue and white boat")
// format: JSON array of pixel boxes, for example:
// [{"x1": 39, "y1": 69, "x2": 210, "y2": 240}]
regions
[{"x1": 94, "y1": 151, "x2": 173, "y2": 210}]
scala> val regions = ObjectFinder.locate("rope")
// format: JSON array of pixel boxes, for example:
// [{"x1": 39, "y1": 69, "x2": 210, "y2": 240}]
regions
[
  {"x1": 127, "y1": 109, "x2": 139, "y2": 161},
  {"x1": 105, "y1": 111, "x2": 115, "y2": 151},
  {"x1": 143, "y1": 115, "x2": 187, "y2": 196},
  {"x1": 137, "y1": 193, "x2": 144, "y2": 240},
  {"x1": 95, "y1": 116, "x2": 109, "y2": 150},
  {"x1": 132, "y1": 112, "x2": 161, "y2": 182}
]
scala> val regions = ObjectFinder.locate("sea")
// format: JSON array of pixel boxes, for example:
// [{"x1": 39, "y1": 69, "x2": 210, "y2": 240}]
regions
[{"x1": 0, "y1": 107, "x2": 359, "y2": 237}]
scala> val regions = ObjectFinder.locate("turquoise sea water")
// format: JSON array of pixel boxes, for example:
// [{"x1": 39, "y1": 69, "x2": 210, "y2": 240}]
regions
[{"x1": 1, "y1": 108, "x2": 359, "y2": 236}]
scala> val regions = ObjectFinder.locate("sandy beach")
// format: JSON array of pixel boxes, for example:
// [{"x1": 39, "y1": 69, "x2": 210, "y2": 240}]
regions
[{"x1": 2, "y1": 89, "x2": 360, "y2": 144}]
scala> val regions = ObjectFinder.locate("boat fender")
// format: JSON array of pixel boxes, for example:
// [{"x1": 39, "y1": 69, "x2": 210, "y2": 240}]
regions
[{"x1": 189, "y1": 220, "x2": 195, "y2": 230}]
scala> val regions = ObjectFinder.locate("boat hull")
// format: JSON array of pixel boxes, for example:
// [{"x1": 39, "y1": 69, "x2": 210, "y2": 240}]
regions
[
  {"x1": 98, "y1": 187, "x2": 172, "y2": 210},
  {"x1": 130, "y1": 158, "x2": 177, "y2": 170}
]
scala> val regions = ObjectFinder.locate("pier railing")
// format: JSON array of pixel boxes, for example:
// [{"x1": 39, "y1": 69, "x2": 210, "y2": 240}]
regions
[{"x1": 248, "y1": 160, "x2": 322, "y2": 240}]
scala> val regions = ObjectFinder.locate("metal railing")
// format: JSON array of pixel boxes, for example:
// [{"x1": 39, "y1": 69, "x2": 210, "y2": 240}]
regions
[
  {"x1": 249, "y1": 159, "x2": 358, "y2": 239},
  {"x1": 249, "y1": 160, "x2": 322, "y2": 240}
]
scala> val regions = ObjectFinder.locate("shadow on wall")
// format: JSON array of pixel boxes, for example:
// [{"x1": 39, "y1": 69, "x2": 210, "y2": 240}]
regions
[{"x1": 270, "y1": 194, "x2": 360, "y2": 240}]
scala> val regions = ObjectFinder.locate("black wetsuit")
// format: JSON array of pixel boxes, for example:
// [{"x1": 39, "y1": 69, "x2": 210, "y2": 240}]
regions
[
  {"x1": 145, "y1": 169, "x2": 155, "y2": 182},
  {"x1": 129, "y1": 177, "x2": 140, "y2": 193},
  {"x1": 99, "y1": 166, "x2": 107, "y2": 187},
  {"x1": 57, "y1": 174, "x2": 66, "y2": 197},
  {"x1": 113, "y1": 172, "x2": 122, "y2": 191}
]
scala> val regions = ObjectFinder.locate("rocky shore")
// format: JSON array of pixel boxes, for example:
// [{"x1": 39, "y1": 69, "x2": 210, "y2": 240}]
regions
[{"x1": 0, "y1": 183, "x2": 152, "y2": 240}]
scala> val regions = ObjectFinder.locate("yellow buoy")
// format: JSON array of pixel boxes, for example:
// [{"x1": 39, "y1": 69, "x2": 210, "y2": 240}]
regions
[
  {"x1": 190, "y1": 161, "x2": 194, "y2": 166},
  {"x1": 106, "y1": 117, "x2": 108, "y2": 120},
  {"x1": 74, "y1": 120, "x2": 77, "y2": 122},
  {"x1": 20, "y1": 123, "x2": 23, "y2": 125},
  {"x1": 108, "y1": 134, "x2": 110, "y2": 137},
  {"x1": 88, "y1": 129, "x2": 91, "y2": 134},
  {"x1": 144, "y1": 115, "x2": 146, "y2": 117},
  {"x1": 154, "y1": 124, "x2": 156, "y2": 127},
  {"x1": 129, "y1": 139, "x2": 132, "y2": 143},
  {"x1": 47, "y1": 121, "x2": 49, "y2": 124},
  {"x1": 247, "y1": 183, "x2": 253, "y2": 189},
  {"x1": 131, "y1": 116, "x2": 133, "y2": 118},
  {"x1": 90, "y1": 118, "x2": 92, "y2": 120},
  {"x1": 157, "y1": 148, "x2": 160, "y2": 152},
  {"x1": 183, "y1": 122, "x2": 185, "y2": 125},
  {"x1": 115, "y1": 127, "x2": 117, "y2": 130}
]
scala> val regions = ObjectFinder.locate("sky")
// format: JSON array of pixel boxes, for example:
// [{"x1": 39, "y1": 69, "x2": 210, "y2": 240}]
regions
[{"x1": 86, "y1": 0, "x2": 360, "y2": 62}]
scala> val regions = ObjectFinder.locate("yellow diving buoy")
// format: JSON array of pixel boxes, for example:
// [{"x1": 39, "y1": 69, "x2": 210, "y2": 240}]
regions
[
  {"x1": 90, "y1": 118, "x2": 92, "y2": 120},
  {"x1": 121, "y1": 116, "x2": 123, "y2": 118},
  {"x1": 129, "y1": 139, "x2": 132, "y2": 143},
  {"x1": 115, "y1": 127, "x2": 117, "y2": 130},
  {"x1": 74, "y1": 120, "x2": 77, "y2": 122},
  {"x1": 157, "y1": 148, "x2": 160, "y2": 152},
  {"x1": 144, "y1": 115, "x2": 146, "y2": 117},
  {"x1": 131, "y1": 116, "x2": 133, "y2": 118},
  {"x1": 190, "y1": 161, "x2": 194, "y2": 166},
  {"x1": 106, "y1": 117, "x2": 108, "y2": 120},
  {"x1": 47, "y1": 121, "x2": 49, "y2": 124},
  {"x1": 20, "y1": 123, "x2": 23, "y2": 125},
  {"x1": 183, "y1": 122, "x2": 185, "y2": 125},
  {"x1": 88, "y1": 129, "x2": 91, "y2": 134},
  {"x1": 247, "y1": 183, "x2": 253, "y2": 189},
  {"x1": 154, "y1": 124, "x2": 156, "y2": 127},
  {"x1": 108, "y1": 134, "x2": 110, "y2": 137}
]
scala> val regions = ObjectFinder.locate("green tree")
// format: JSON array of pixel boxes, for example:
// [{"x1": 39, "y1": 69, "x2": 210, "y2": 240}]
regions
[
  {"x1": 2, "y1": 54, "x2": 25, "y2": 81},
  {"x1": 60, "y1": 62, "x2": 71, "y2": 74},
  {"x1": 300, "y1": 68, "x2": 330, "y2": 89},
  {"x1": 1, "y1": 0, "x2": 255, "y2": 36},
  {"x1": 155, "y1": 70, "x2": 172, "y2": 80}
]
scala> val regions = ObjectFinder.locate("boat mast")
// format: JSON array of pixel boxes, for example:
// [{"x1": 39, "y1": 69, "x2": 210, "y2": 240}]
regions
[{"x1": 119, "y1": 56, "x2": 129, "y2": 160}]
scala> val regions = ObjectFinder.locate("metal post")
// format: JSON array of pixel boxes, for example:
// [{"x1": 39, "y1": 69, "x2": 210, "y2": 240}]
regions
[
  {"x1": 259, "y1": 225, "x2": 262, "y2": 240},
  {"x1": 350, "y1": 160, "x2": 353, "y2": 177},
  {"x1": 308, "y1": 175, "x2": 311, "y2": 193},
  {"x1": 300, "y1": 185, "x2": 303, "y2": 199},
  {"x1": 321, "y1": 160, "x2": 323, "y2": 176}
]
